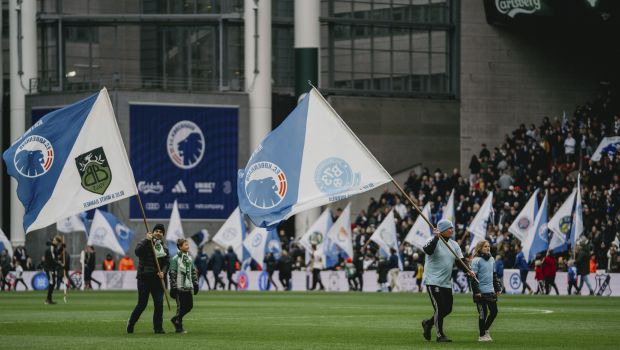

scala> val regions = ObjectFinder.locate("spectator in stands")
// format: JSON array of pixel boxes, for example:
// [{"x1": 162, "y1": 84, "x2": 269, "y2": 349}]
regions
[
  {"x1": 119, "y1": 255, "x2": 136, "y2": 271},
  {"x1": 103, "y1": 254, "x2": 116, "y2": 271}
]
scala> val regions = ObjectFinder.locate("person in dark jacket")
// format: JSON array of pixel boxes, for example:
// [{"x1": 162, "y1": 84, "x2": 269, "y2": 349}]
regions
[
  {"x1": 209, "y1": 248, "x2": 225, "y2": 290},
  {"x1": 575, "y1": 245, "x2": 594, "y2": 295},
  {"x1": 194, "y1": 247, "x2": 211, "y2": 290},
  {"x1": 377, "y1": 256, "x2": 389, "y2": 292},
  {"x1": 127, "y1": 224, "x2": 170, "y2": 334},
  {"x1": 514, "y1": 245, "x2": 533, "y2": 294},
  {"x1": 84, "y1": 246, "x2": 101, "y2": 289},
  {"x1": 44, "y1": 235, "x2": 64, "y2": 304},
  {"x1": 278, "y1": 250, "x2": 293, "y2": 290},
  {"x1": 353, "y1": 248, "x2": 365, "y2": 292},
  {"x1": 264, "y1": 252, "x2": 279, "y2": 291},
  {"x1": 224, "y1": 246, "x2": 239, "y2": 291}
]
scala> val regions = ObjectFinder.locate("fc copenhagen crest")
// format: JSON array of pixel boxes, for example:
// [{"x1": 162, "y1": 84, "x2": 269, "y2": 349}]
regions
[
  {"x1": 75, "y1": 147, "x2": 112, "y2": 195},
  {"x1": 13, "y1": 135, "x2": 54, "y2": 178},
  {"x1": 244, "y1": 161, "x2": 287, "y2": 209},
  {"x1": 167, "y1": 120, "x2": 205, "y2": 170},
  {"x1": 517, "y1": 217, "x2": 532, "y2": 230}
]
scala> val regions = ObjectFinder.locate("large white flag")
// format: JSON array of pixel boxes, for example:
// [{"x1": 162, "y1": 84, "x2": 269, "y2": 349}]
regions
[
  {"x1": 468, "y1": 192, "x2": 494, "y2": 239},
  {"x1": 166, "y1": 200, "x2": 185, "y2": 255},
  {"x1": 548, "y1": 189, "x2": 576, "y2": 253},
  {"x1": 442, "y1": 190, "x2": 455, "y2": 224},
  {"x1": 591, "y1": 136, "x2": 620, "y2": 161},
  {"x1": 508, "y1": 189, "x2": 539, "y2": 242},
  {"x1": 87, "y1": 209, "x2": 135, "y2": 255},
  {"x1": 237, "y1": 87, "x2": 392, "y2": 227},
  {"x1": 243, "y1": 227, "x2": 280, "y2": 266},
  {"x1": 570, "y1": 177, "x2": 584, "y2": 246},
  {"x1": 3, "y1": 88, "x2": 137, "y2": 233},
  {"x1": 369, "y1": 209, "x2": 402, "y2": 270},
  {"x1": 404, "y1": 202, "x2": 433, "y2": 250},
  {"x1": 299, "y1": 208, "x2": 334, "y2": 264},
  {"x1": 325, "y1": 203, "x2": 353, "y2": 258},
  {"x1": 0, "y1": 229, "x2": 13, "y2": 258},
  {"x1": 212, "y1": 207, "x2": 247, "y2": 260},
  {"x1": 56, "y1": 212, "x2": 88, "y2": 235}
]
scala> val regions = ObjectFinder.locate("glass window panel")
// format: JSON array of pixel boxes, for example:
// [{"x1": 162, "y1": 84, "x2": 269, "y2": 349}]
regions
[
  {"x1": 431, "y1": 52, "x2": 447, "y2": 74},
  {"x1": 431, "y1": 30, "x2": 447, "y2": 53},
  {"x1": 393, "y1": 52, "x2": 410, "y2": 76},
  {"x1": 372, "y1": 49, "x2": 391, "y2": 75},
  {"x1": 412, "y1": 52, "x2": 429, "y2": 75},
  {"x1": 411, "y1": 30, "x2": 429, "y2": 52}
]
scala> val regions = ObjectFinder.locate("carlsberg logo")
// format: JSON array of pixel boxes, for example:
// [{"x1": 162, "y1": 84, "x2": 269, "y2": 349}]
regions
[{"x1": 495, "y1": 0, "x2": 541, "y2": 18}]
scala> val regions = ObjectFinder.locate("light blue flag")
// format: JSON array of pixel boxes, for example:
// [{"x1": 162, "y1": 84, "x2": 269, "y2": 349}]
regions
[
  {"x1": 324, "y1": 236, "x2": 343, "y2": 268},
  {"x1": 243, "y1": 227, "x2": 279, "y2": 267},
  {"x1": 265, "y1": 228, "x2": 282, "y2": 260},
  {"x1": 2, "y1": 88, "x2": 137, "y2": 233},
  {"x1": 212, "y1": 207, "x2": 248, "y2": 261},
  {"x1": 569, "y1": 177, "x2": 583, "y2": 247},
  {"x1": 548, "y1": 189, "x2": 576, "y2": 254},
  {"x1": 523, "y1": 192, "x2": 549, "y2": 263},
  {"x1": 237, "y1": 88, "x2": 391, "y2": 227},
  {"x1": 87, "y1": 209, "x2": 135, "y2": 255},
  {"x1": 0, "y1": 229, "x2": 13, "y2": 258}
]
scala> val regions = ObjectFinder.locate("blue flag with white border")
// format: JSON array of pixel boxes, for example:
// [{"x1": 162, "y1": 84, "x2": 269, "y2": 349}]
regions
[
  {"x1": 523, "y1": 192, "x2": 549, "y2": 263},
  {"x1": 87, "y1": 209, "x2": 135, "y2": 255}
]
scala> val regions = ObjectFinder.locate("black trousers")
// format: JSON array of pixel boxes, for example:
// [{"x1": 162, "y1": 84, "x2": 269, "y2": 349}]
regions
[
  {"x1": 174, "y1": 290, "x2": 193, "y2": 327},
  {"x1": 568, "y1": 280, "x2": 578, "y2": 295},
  {"x1": 45, "y1": 269, "x2": 57, "y2": 301},
  {"x1": 198, "y1": 271, "x2": 211, "y2": 290},
  {"x1": 279, "y1": 273, "x2": 291, "y2": 290},
  {"x1": 426, "y1": 285, "x2": 453, "y2": 337},
  {"x1": 129, "y1": 277, "x2": 164, "y2": 331},
  {"x1": 355, "y1": 272, "x2": 364, "y2": 292},
  {"x1": 476, "y1": 296, "x2": 498, "y2": 336},
  {"x1": 544, "y1": 277, "x2": 559, "y2": 295},
  {"x1": 520, "y1": 270, "x2": 532, "y2": 293},
  {"x1": 267, "y1": 271, "x2": 278, "y2": 291},
  {"x1": 213, "y1": 272, "x2": 225, "y2": 290},
  {"x1": 15, "y1": 278, "x2": 28, "y2": 291},
  {"x1": 311, "y1": 269, "x2": 324, "y2": 290},
  {"x1": 227, "y1": 271, "x2": 238, "y2": 290}
]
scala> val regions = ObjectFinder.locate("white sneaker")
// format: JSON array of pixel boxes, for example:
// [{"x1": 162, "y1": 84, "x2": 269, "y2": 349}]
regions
[
  {"x1": 478, "y1": 334, "x2": 492, "y2": 342},
  {"x1": 485, "y1": 331, "x2": 493, "y2": 341}
]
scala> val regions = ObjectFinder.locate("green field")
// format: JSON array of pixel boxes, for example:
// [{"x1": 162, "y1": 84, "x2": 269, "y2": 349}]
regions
[{"x1": 0, "y1": 291, "x2": 619, "y2": 349}]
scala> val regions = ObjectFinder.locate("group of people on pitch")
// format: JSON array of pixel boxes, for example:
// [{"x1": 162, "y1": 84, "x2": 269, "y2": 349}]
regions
[
  {"x1": 421, "y1": 219, "x2": 502, "y2": 342},
  {"x1": 126, "y1": 224, "x2": 199, "y2": 334}
]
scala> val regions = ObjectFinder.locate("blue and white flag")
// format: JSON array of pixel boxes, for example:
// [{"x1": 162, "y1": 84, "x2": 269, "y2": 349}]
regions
[
  {"x1": 212, "y1": 207, "x2": 247, "y2": 260},
  {"x1": 2, "y1": 88, "x2": 137, "y2": 233},
  {"x1": 548, "y1": 189, "x2": 576, "y2": 253},
  {"x1": 508, "y1": 189, "x2": 539, "y2": 242},
  {"x1": 467, "y1": 192, "x2": 494, "y2": 253},
  {"x1": 523, "y1": 192, "x2": 549, "y2": 263},
  {"x1": 569, "y1": 177, "x2": 583, "y2": 247},
  {"x1": 299, "y1": 208, "x2": 334, "y2": 265},
  {"x1": 237, "y1": 87, "x2": 392, "y2": 227},
  {"x1": 404, "y1": 202, "x2": 433, "y2": 250},
  {"x1": 56, "y1": 212, "x2": 89, "y2": 236},
  {"x1": 87, "y1": 209, "x2": 135, "y2": 255},
  {"x1": 243, "y1": 227, "x2": 280, "y2": 267},
  {"x1": 325, "y1": 203, "x2": 353, "y2": 258},
  {"x1": 0, "y1": 229, "x2": 13, "y2": 258},
  {"x1": 188, "y1": 229, "x2": 210, "y2": 258},
  {"x1": 369, "y1": 209, "x2": 403, "y2": 270},
  {"x1": 591, "y1": 136, "x2": 620, "y2": 161}
]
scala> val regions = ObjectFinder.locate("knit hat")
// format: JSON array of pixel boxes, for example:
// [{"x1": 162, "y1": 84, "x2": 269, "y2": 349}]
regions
[
  {"x1": 436, "y1": 219, "x2": 454, "y2": 233},
  {"x1": 153, "y1": 224, "x2": 165, "y2": 233}
]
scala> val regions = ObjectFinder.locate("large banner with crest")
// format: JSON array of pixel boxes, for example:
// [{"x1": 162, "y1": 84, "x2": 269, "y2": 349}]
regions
[{"x1": 129, "y1": 103, "x2": 238, "y2": 220}]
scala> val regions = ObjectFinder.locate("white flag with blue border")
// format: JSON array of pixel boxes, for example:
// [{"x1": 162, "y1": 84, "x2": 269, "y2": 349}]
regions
[
  {"x1": 0, "y1": 229, "x2": 13, "y2": 258},
  {"x1": 243, "y1": 227, "x2": 280, "y2": 267},
  {"x1": 325, "y1": 203, "x2": 354, "y2": 258},
  {"x1": 523, "y1": 192, "x2": 549, "y2": 263},
  {"x1": 508, "y1": 189, "x2": 539, "y2": 242},
  {"x1": 591, "y1": 136, "x2": 620, "y2": 161},
  {"x1": 569, "y1": 178, "x2": 583, "y2": 247},
  {"x1": 237, "y1": 87, "x2": 392, "y2": 227},
  {"x1": 547, "y1": 188, "x2": 576, "y2": 253},
  {"x1": 87, "y1": 209, "x2": 135, "y2": 255},
  {"x1": 2, "y1": 88, "x2": 137, "y2": 233},
  {"x1": 166, "y1": 200, "x2": 185, "y2": 255},
  {"x1": 56, "y1": 212, "x2": 89, "y2": 236},
  {"x1": 467, "y1": 192, "x2": 494, "y2": 253},
  {"x1": 442, "y1": 189, "x2": 455, "y2": 224},
  {"x1": 299, "y1": 208, "x2": 334, "y2": 265},
  {"x1": 369, "y1": 209, "x2": 403, "y2": 270}
]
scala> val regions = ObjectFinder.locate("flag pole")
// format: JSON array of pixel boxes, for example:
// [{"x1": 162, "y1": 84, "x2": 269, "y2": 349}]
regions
[
  {"x1": 136, "y1": 193, "x2": 171, "y2": 311},
  {"x1": 390, "y1": 180, "x2": 478, "y2": 282},
  {"x1": 61, "y1": 235, "x2": 68, "y2": 303}
]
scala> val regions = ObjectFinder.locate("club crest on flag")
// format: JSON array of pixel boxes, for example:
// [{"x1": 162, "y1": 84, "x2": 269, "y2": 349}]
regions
[
  {"x1": 115, "y1": 224, "x2": 131, "y2": 240},
  {"x1": 379, "y1": 229, "x2": 394, "y2": 247},
  {"x1": 308, "y1": 231, "x2": 324, "y2": 246},
  {"x1": 314, "y1": 157, "x2": 359, "y2": 194},
  {"x1": 538, "y1": 224, "x2": 547, "y2": 240},
  {"x1": 517, "y1": 217, "x2": 531, "y2": 230},
  {"x1": 167, "y1": 120, "x2": 205, "y2": 169},
  {"x1": 559, "y1": 216, "x2": 572, "y2": 234},
  {"x1": 223, "y1": 228, "x2": 238, "y2": 241},
  {"x1": 252, "y1": 232, "x2": 264, "y2": 247},
  {"x1": 90, "y1": 227, "x2": 108, "y2": 246},
  {"x1": 14, "y1": 135, "x2": 54, "y2": 177},
  {"x1": 75, "y1": 147, "x2": 112, "y2": 195},
  {"x1": 337, "y1": 227, "x2": 349, "y2": 243},
  {"x1": 243, "y1": 161, "x2": 287, "y2": 209},
  {"x1": 267, "y1": 239, "x2": 280, "y2": 252}
]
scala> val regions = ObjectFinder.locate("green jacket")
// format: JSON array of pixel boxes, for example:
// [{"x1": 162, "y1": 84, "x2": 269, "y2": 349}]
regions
[{"x1": 169, "y1": 252, "x2": 198, "y2": 291}]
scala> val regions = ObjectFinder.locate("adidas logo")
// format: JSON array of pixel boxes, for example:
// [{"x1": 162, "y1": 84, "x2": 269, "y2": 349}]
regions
[{"x1": 172, "y1": 180, "x2": 187, "y2": 193}]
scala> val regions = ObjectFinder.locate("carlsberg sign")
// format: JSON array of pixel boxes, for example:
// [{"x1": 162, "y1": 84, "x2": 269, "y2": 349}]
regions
[{"x1": 495, "y1": 0, "x2": 541, "y2": 18}]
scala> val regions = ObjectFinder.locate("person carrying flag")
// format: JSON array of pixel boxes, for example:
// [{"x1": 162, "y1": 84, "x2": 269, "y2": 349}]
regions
[
  {"x1": 421, "y1": 219, "x2": 475, "y2": 342},
  {"x1": 127, "y1": 224, "x2": 169, "y2": 334},
  {"x1": 469, "y1": 240, "x2": 502, "y2": 342}
]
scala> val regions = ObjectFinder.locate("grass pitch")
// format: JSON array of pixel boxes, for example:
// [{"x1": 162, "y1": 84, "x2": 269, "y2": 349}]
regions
[{"x1": 1, "y1": 291, "x2": 619, "y2": 349}]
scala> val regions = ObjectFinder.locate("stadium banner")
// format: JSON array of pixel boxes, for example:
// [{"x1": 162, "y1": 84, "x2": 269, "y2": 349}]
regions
[
  {"x1": 129, "y1": 103, "x2": 239, "y2": 220},
  {"x1": 10, "y1": 269, "x2": 618, "y2": 295}
]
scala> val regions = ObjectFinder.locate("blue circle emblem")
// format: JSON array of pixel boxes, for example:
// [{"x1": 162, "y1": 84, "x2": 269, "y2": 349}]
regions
[
  {"x1": 258, "y1": 271, "x2": 270, "y2": 291},
  {"x1": 314, "y1": 157, "x2": 354, "y2": 194},
  {"x1": 31, "y1": 272, "x2": 50, "y2": 290},
  {"x1": 509, "y1": 272, "x2": 521, "y2": 290}
]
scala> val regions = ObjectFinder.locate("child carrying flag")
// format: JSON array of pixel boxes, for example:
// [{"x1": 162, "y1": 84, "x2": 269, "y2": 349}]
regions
[{"x1": 169, "y1": 238, "x2": 199, "y2": 334}]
